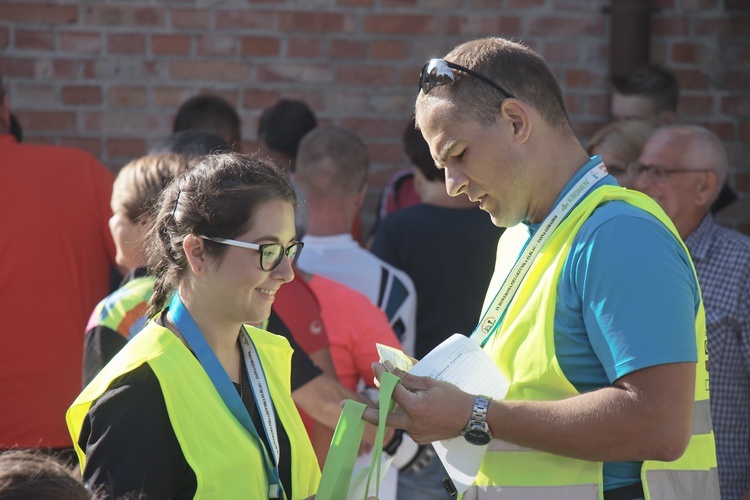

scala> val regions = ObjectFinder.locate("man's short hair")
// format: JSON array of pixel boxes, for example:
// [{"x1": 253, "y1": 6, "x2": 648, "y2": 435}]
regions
[
  {"x1": 258, "y1": 99, "x2": 317, "y2": 159},
  {"x1": 403, "y1": 116, "x2": 443, "y2": 182},
  {"x1": 417, "y1": 37, "x2": 571, "y2": 131},
  {"x1": 295, "y1": 126, "x2": 368, "y2": 198},
  {"x1": 173, "y1": 94, "x2": 241, "y2": 147},
  {"x1": 609, "y1": 65, "x2": 679, "y2": 115}
]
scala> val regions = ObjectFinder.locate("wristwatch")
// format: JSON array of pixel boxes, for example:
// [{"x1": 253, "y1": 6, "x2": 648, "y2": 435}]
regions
[{"x1": 462, "y1": 395, "x2": 493, "y2": 446}]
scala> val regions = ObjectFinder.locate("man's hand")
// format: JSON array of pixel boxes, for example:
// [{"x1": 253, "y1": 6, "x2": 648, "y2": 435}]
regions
[{"x1": 361, "y1": 362, "x2": 474, "y2": 444}]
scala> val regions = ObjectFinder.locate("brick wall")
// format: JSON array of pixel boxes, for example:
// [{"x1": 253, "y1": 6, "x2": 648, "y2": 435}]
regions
[{"x1": 1, "y1": 0, "x2": 748, "y2": 234}]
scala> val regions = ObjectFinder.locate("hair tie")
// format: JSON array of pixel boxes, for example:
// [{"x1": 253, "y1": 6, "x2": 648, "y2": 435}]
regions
[{"x1": 171, "y1": 190, "x2": 182, "y2": 220}]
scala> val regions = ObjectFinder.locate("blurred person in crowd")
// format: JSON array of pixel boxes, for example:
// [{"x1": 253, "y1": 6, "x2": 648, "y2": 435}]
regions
[
  {"x1": 585, "y1": 119, "x2": 655, "y2": 188},
  {"x1": 0, "y1": 72, "x2": 118, "y2": 457},
  {"x1": 633, "y1": 125, "x2": 750, "y2": 500},
  {"x1": 610, "y1": 64, "x2": 736, "y2": 213},
  {"x1": 295, "y1": 126, "x2": 418, "y2": 357},
  {"x1": 173, "y1": 94, "x2": 242, "y2": 151}
]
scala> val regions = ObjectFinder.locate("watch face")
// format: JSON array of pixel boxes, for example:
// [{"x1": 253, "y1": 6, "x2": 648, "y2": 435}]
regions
[{"x1": 464, "y1": 427, "x2": 492, "y2": 446}]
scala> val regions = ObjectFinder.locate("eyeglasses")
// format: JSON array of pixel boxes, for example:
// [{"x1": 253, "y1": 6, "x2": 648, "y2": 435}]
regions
[
  {"x1": 419, "y1": 58, "x2": 515, "y2": 99},
  {"x1": 200, "y1": 236, "x2": 303, "y2": 271},
  {"x1": 626, "y1": 163, "x2": 711, "y2": 183}
]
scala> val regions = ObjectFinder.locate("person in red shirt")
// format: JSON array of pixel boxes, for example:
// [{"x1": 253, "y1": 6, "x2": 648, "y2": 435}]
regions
[{"x1": 0, "y1": 73, "x2": 118, "y2": 456}]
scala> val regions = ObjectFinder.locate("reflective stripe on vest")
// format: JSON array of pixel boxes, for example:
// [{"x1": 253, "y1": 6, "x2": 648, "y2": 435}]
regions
[
  {"x1": 466, "y1": 186, "x2": 717, "y2": 500},
  {"x1": 68, "y1": 321, "x2": 320, "y2": 499}
]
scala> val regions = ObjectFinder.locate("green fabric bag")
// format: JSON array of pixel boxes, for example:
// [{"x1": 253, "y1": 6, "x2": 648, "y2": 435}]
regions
[{"x1": 316, "y1": 371, "x2": 400, "y2": 500}]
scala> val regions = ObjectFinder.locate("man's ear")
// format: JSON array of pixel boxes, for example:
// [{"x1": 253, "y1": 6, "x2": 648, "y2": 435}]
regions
[
  {"x1": 354, "y1": 181, "x2": 368, "y2": 209},
  {"x1": 695, "y1": 171, "x2": 720, "y2": 208},
  {"x1": 183, "y1": 234, "x2": 208, "y2": 274},
  {"x1": 500, "y1": 99, "x2": 532, "y2": 145}
]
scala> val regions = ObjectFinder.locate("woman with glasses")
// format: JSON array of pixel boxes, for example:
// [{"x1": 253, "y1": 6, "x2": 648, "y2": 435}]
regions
[
  {"x1": 585, "y1": 119, "x2": 655, "y2": 189},
  {"x1": 67, "y1": 153, "x2": 320, "y2": 499}
]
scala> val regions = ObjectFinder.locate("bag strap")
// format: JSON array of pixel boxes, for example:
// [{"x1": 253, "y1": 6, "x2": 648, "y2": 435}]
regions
[{"x1": 317, "y1": 372, "x2": 400, "y2": 499}]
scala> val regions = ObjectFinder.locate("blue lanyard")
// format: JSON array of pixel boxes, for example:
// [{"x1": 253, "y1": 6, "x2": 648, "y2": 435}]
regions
[{"x1": 167, "y1": 293, "x2": 283, "y2": 499}]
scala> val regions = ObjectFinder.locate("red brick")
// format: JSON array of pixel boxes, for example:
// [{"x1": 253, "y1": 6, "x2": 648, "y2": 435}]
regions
[
  {"x1": 371, "y1": 40, "x2": 408, "y2": 60},
  {"x1": 171, "y1": 8, "x2": 211, "y2": 29},
  {"x1": 652, "y1": 0, "x2": 676, "y2": 8},
  {"x1": 83, "y1": 5, "x2": 163, "y2": 26},
  {"x1": 256, "y1": 64, "x2": 334, "y2": 84},
  {"x1": 109, "y1": 87, "x2": 148, "y2": 108},
  {"x1": 542, "y1": 41, "x2": 583, "y2": 64},
  {"x1": 330, "y1": 39, "x2": 368, "y2": 59},
  {"x1": 722, "y1": 96, "x2": 750, "y2": 116},
  {"x1": 152, "y1": 35, "x2": 191, "y2": 56},
  {"x1": 170, "y1": 61, "x2": 249, "y2": 82},
  {"x1": 363, "y1": 15, "x2": 439, "y2": 34},
  {"x1": 726, "y1": 0, "x2": 750, "y2": 9},
  {"x1": 367, "y1": 142, "x2": 403, "y2": 163},
  {"x1": 423, "y1": 0, "x2": 460, "y2": 6},
  {"x1": 587, "y1": 94, "x2": 610, "y2": 117},
  {"x1": 651, "y1": 17, "x2": 688, "y2": 36},
  {"x1": 572, "y1": 120, "x2": 609, "y2": 141},
  {"x1": 674, "y1": 68, "x2": 710, "y2": 90},
  {"x1": 278, "y1": 11, "x2": 351, "y2": 33},
  {"x1": 326, "y1": 92, "x2": 369, "y2": 114},
  {"x1": 60, "y1": 32, "x2": 101, "y2": 54},
  {"x1": 241, "y1": 36, "x2": 280, "y2": 57},
  {"x1": 0, "y1": 3, "x2": 77, "y2": 24},
  {"x1": 288, "y1": 38, "x2": 323, "y2": 58},
  {"x1": 678, "y1": 95, "x2": 715, "y2": 116},
  {"x1": 507, "y1": 0, "x2": 544, "y2": 6},
  {"x1": 445, "y1": 15, "x2": 522, "y2": 36},
  {"x1": 563, "y1": 94, "x2": 585, "y2": 115},
  {"x1": 62, "y1": 85, "x2": 102, "y2": 106},
  {"x1": 337, "y1": 0, "x2": 374, "y2": 6},
  {"x1": 740, "y1": 122, "x2": 750, "y2": 142},
  {"x1": 340, "y1": 118, "x2": 405, "y2": 138},
  {"x1": 25, "y1": 136, "x2": 58, "y2": 146},
  {"x1": 736, "y1": 172, "x2": 750, "y2": 192},
  {"x1": 0, "y1": 57, "x2": 35, "y2": 77},
  {"x1": 671, "y1": 42, "x2": 713, "y2": 64},
  {"x1": 242, "y1": 89, "x2": 281, "y2": 110},
  {"x1": 106, "y1": 138, "x2": 147, "y2": 158},
  {"x1": 682, "y1": 0, "x2": 720, "y2": 9},
  {"x1": 61, "y1": 137, "x2": 101, "y2": 158},
  {"x1": 383, "y1": 0, "x2": 417, "y2": 6},
  {"x1": 153, "y1": 87, "x2": 194, "y2": 108},
  {"x1": 700, "y1": 122, "x2": 735, "y2": 142},
  {"x1": 108, "y1": 33, "x2": 146, "y2": 54},
  {"x1": 15, "y1": 110, "x2": 77, "y2": 132},
  {"x1": 719, "y1": 42, "x2": 750, "y2": 64},
  {"x1": 717, "y1": 69, "x2": 750, "y2": 91},
  {"x1": 196, "y1": 35, "x2": 238, "y2": 57},
  {"x1": 338, "y1": 65, "x2": 395, "y2": 86},
  {"x1": 0, "y1": 28, "x2": 8, "y2": 49},
  {"x1": 216, "y1": 10, "x2": 275, "y2": 29},
  {"x1": 15, "y1": 30, "x2": 55, "y2": 51},
  {"x1": 529, "y1": 15, "x2": 604, "y2": 36},
  {"x1": 565, "y1": 68, "x2": 602, "y2": 88}
]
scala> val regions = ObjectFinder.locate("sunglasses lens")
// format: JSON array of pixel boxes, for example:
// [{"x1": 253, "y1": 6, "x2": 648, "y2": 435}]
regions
[{"x1": 420, "y1": 59, "x2": 455, "y2": 95}]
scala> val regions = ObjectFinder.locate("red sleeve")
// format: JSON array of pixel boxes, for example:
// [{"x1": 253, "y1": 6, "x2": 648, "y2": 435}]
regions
[{"x1": 273, "y1": 271, "x2": 330, "y2": 355}]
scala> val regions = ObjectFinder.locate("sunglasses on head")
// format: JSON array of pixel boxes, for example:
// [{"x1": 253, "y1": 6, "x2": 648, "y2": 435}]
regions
[{"x1": 419, "y1": 58, "x2": 515, "y2": 99}]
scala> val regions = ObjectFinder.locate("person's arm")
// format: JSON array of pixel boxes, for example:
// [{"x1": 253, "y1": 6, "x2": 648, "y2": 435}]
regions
[{"x1": 365, "y1": 360, "x2": 694, "y2": 462}]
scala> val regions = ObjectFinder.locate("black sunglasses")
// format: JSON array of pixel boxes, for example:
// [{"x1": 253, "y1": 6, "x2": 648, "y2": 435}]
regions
[{"x1": 419, "y1": 58, "x2": 515, "y2": 99}]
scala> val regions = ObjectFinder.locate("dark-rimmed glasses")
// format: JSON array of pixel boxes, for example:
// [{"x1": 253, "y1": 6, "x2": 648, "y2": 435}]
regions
[
  {"x1": 200, "y1": 235, "x2": 303, "y2": 271},
  {"x1": 419, "y1": 58, "x2": 515, "y2": 99},
  {"x1": 626, "y1": 163, "x2": 711, "y2": 183}
]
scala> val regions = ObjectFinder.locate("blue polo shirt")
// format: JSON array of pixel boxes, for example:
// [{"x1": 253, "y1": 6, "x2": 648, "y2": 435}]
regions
[{"x1": 527, "y1": 157, "x2": 699, "y2": 490}]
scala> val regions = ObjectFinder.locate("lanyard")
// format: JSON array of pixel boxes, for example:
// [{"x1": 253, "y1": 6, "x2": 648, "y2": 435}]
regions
[
  {"x1": 471, "y1": 162, "x2": 608, "y2": 347},
  {"x1": 167, "y1": 293, "x2": 284, "y2": 499}
]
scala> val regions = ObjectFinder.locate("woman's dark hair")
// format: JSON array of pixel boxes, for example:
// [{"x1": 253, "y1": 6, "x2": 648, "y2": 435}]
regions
[
  {"x1": 146, "y1": 153, "x2": 297, "y2": 317},
  {"x1": 0, "y1": 450, "x2": 92, "y2": 500}
]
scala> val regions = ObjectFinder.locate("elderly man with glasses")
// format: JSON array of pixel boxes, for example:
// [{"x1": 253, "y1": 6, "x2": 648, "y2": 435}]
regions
[
  {"x1": 633, "y1": 125, "x2": 750, "y2": 500},
  {"x1": 363, "y1": 37, "x2": 717, "y2": 500}
]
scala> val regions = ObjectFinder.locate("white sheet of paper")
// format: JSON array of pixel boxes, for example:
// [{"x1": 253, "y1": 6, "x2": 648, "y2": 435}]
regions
[{"x1": 408, "y1": 334, "x2": 509, "y2": 494}]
